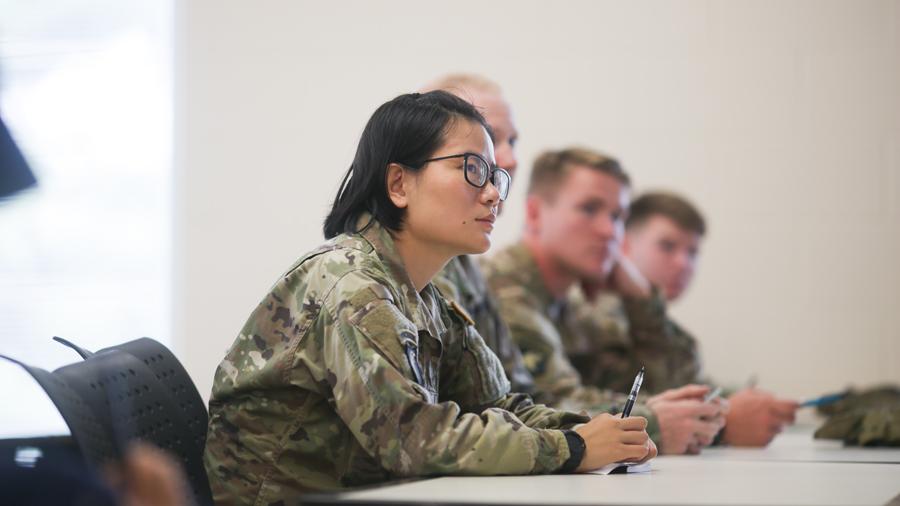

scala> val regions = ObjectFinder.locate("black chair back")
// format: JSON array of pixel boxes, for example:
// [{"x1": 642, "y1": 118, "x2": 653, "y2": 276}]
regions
[
  {"x1": 95, "y1": 338, "x2": 208, "y2": 452},
  {"x1": 3, "y1": 338, "x2": 213, "y2": 506}
]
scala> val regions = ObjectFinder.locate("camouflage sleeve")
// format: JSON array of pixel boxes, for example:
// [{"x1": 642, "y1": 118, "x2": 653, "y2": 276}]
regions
[
  {"x1": 320, "y1": 270, "x2": 573, "y2": 477},
  {"x1": 494, "y1": 293, "x2": 641, "y2": 413},
  {"x1": 495, "y1": 293, "x2": 581, "y2": 406},
  {"x1": 489, "y1": 291, "x2": 661, "y2": 441},
  {"x1": 565, "y1": 288, "x2": 706, "y2": 396},
  {"x1": 617, "y1": 291, "x2": 705, "y2": 394}
]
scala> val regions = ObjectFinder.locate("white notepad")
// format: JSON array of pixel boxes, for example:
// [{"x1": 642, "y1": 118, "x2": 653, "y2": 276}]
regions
[{"x1": 590, "y1": 461, "x2": 653, "y2": 475}]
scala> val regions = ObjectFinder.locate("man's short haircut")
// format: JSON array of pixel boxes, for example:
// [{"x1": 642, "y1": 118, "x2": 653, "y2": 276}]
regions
[
  {"x1": 419, "y1": 73, "x2": 502, "y2": 99},
  {"x1": 527, "y1": 147, "x2": 630, "y2": 199},
  {"x1": 626, "y1": 191, "x2": 707, "y2": 236}
]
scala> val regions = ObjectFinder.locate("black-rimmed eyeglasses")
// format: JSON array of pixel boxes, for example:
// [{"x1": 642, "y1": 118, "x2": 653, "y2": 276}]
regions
[{"x1": 412, "y1": 153, "x2": 511, "y2": 201}]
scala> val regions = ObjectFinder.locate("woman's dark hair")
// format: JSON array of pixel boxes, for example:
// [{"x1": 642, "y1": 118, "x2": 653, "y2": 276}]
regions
[{"x1": 323, "y1": 90, "x2": 491, "y2": 239}]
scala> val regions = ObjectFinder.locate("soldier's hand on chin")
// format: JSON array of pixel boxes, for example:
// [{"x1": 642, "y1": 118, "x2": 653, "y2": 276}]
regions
[
  {"x1": 606, "y1": 252, "x2": 652, "y2": 299},
  {"x1": 574, "y1": 413, "x2": 657, "y2": 471},
  {"x1": 578, "y1": 251, "x2": 652, "y2": 302}
]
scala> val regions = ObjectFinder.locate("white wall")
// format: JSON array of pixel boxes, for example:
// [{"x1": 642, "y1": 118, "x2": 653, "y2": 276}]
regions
[{"x1": 175, "y1": 0, "x2": 900, "y2": 402}]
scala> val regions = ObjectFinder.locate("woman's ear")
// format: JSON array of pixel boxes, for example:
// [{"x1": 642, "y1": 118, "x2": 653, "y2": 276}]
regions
[{"x1": 386, "y1": 163, "x2": 410, "y2": 209}]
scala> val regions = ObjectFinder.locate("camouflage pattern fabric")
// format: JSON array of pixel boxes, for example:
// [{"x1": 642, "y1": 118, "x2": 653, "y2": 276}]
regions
[
  {"x1": 564, "y1": 287, "x2": 705, "y2": 396},
  {"x1": 481, "y1": 242, "x2": 660, "y2": 438},
  {"x1": 815, "y1": 386, "x2": 900, "y2": 446},
  {"x1": 434, "y1": 255, "x2": 535, "y2": 395},
  {"x1": 203, "y1": 217, "x2": 589, "y2": 505}
]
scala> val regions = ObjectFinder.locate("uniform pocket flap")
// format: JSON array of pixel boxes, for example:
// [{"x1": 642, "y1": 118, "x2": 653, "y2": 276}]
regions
[{"x1": 349, "y1": 300, "x2": 419, "y2": 383}]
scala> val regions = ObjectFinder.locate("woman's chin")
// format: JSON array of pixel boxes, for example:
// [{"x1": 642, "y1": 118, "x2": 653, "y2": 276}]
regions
[{"x1": 459, "y1": 236, "x2": 491, "y2": 256}]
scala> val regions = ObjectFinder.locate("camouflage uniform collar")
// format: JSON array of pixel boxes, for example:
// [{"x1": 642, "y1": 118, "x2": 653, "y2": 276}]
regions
[
  {"x1": 357, "y1": 214, "x2": 446, "y2": 339},
  {"x1": 501, "y1": 242, "x2": 558, "y2": 311},
  {"x1": 445, "y1": 256, "x2": 479, "y2": 303}
]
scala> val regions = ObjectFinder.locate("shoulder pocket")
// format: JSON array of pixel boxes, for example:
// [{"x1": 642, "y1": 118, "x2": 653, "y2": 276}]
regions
[
  {"x1": 349, "y1": 300, "x2": 414, "y2": 373},
  {"x1": 349, "y1": 301, "x2": 436, "y2": 402}
]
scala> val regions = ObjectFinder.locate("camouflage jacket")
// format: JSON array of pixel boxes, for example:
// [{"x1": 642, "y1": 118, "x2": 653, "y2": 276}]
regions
[
  {"x1": 434, "y1": 256, "x2": 535, "y2": 395},
  {"x1": 481, "y1": 242, "x2": 660, "y2": 437},
  {"x1": 203, "y1": 219, "x2": 589, "y2": 505},
  {"x1": 564, "y1": 287, "x2": 704, "y2": 396}
]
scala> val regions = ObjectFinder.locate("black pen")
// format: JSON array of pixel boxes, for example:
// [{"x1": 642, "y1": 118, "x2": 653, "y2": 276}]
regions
[{"x1": 621, "y1": 366, "x2": 645, "y2": 418}]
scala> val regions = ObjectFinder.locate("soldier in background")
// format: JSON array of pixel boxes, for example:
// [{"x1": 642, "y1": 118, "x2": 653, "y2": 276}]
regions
[
  {"x1": 483, "y1": 147, "x2": 727, "y2": 455},
  {"x1": 616, "y1": 192, "x2": 797, "y2": 446},
  {"x1": 203, "y1": 92, "x2": 655, "y2": 505},
  {"x1": 421, "y1": 74, "x2": 535, "y2": 395},
  {"x1": 564, "y1": 192, "x2": 706, "y2": 397},
  {"x1": 424, "y1": 76, "x2": 725, "y2": 456}
]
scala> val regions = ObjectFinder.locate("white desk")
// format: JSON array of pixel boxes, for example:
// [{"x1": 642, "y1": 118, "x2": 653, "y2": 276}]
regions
[
  {"x1": 334, "y1": 460, "x2": 899, "y2": 505},
  {"x1": 700, "y1": 427, "x2": 900, "y2": 464},
  {"x1": 319, "y1": 428, "x2": 900, "y2": 506}
]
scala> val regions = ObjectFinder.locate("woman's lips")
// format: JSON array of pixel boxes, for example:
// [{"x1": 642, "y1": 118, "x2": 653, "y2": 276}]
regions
[{"x1": 475, "y1": 214, "x2": 496, "y2": 231}]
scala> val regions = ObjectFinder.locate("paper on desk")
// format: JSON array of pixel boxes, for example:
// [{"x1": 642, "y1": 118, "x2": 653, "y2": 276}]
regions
[{"x1": 589, "y1": 461, "x2": 652, "y2": 475}]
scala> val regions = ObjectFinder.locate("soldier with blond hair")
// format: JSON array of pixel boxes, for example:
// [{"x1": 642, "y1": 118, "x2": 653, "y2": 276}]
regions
[{"x1": 419, "y1": 74, "x2": 535, "y2": 394}]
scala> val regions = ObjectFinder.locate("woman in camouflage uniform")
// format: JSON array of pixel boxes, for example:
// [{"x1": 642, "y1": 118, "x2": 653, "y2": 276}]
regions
[{"x1": 203, "y1": 91, "x2": 656, "y2": 505}]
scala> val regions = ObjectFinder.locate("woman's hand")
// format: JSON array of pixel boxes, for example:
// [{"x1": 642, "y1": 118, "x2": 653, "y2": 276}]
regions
[{"x1": 574, "y1": 413, "x2": 657, "y2": 472}]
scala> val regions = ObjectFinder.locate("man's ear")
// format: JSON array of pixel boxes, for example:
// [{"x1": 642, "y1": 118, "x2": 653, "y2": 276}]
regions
[
  {"x1": 386, "y1": 163, "x2": 410, "y2": 209},
  {"x1": 524, "y1": 194, "x2": 544, "y2": 234}
]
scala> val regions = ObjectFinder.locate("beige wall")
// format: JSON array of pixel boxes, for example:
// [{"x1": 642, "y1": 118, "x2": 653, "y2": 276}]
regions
[{"x1": 175, "y1": 0, "x2": 900, "y2": 402}]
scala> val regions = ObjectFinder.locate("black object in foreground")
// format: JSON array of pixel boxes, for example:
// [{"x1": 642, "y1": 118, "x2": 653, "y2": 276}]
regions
[
  {"x1": 0, "y1": 115, "x2": 37, "y2": 200},
  {"x1": 1, "y1": 337, "x2": 212, "y2": 505}
]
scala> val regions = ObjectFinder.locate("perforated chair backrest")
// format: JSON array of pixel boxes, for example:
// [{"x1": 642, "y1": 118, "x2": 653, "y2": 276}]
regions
[
  {"x1": 4, "y1": 340, "x2": 214, "y2": 506},
  {"x1": 54, "y1": 336, "x2": 209, "y2": 453},
  {"x1": 52, "y1": 349, "x2": 212, "y2": 505},
  {"x1": 95, "y1": 338, "x2": 209, "y2": 452}
]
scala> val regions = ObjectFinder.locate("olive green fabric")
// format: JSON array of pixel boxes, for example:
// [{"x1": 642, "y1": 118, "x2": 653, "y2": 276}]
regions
[
  {"x1": 481, "y1": 242, "x2": 661, "y2": 440},
  {"x1": 203, "y1": 218, "x2": 590, "y2": 505},
  {"x1": 434, "y1": 255, "x2": 536, "y2": 395},
  {"x1": 815, "y1": 386, "x2": 900, "y2": 447}
]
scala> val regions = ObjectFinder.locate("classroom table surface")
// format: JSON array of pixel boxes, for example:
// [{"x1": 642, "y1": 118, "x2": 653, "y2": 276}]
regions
[
  {"x1": 305, "y1": 426, "x2": 900, "y2": 506},
  {"x1": 700, "y1": 427, "x2": 900, "y2": 464}
]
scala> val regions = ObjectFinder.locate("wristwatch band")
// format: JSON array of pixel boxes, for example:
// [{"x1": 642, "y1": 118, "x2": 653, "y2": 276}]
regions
[{"x1": 560, "y1": 429, "x2": 586, "y2": 473}]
